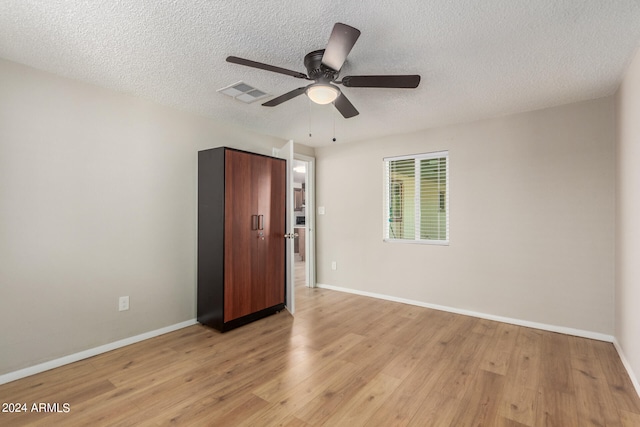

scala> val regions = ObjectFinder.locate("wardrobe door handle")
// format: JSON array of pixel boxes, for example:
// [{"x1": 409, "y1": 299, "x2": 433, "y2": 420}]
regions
[
  {"x1": 251, "y1": 215, "x2": 258, "y2": 230},
  {"x1": 258, "y1": 215, "x2": 264, "y2": 230}
]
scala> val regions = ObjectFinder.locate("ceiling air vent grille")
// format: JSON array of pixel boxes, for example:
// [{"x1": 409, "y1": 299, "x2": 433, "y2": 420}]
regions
[{"x1": 218, "y1": 81, "x2": 269, "y2": 104}]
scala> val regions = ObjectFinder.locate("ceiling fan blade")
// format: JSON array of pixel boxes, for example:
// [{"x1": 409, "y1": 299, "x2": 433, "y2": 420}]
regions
[
  {"x1": 341, "y1": 75, "x2": 421, "y2": 88},
  {"x1": 333, "y1": 93, "x2": 359, "y2": 118},
  {"x1": 321, "y1": 23, "x2": 361, "y2": 72},
  {"x1": 226, "y1": 56, "x2": 309, "y2": 79},
  {"x1": 262, "y1": 87, "x2": 308, "y2": 107}
]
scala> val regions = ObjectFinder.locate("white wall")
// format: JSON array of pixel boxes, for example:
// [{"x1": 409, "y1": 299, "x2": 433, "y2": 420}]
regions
[
  {"x1": 0, "y1": 58, "x2": 287, "y2": 375},
  {"x1": 616, "y1": 46, "x2": 640, "y2": 393},
  {"x1": 315, "y1": 97, "x2": 616, "y2": 335}
]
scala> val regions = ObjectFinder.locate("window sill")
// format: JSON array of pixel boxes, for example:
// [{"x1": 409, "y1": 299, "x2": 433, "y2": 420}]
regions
[{"x1": 383, "y1": 238, "x2": 449, "y2": 246}]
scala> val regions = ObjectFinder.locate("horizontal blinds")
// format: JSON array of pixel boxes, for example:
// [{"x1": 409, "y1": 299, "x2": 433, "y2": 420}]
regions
[
  {"x1": 384, "y1": 151, "x2": 448, "y2": 243},
  {"x1": 386, "y1": 158, "x2": 415, "y2": 240},
  {"x1": 420, "y1": 157, "x2": 447, "y2": 240}
]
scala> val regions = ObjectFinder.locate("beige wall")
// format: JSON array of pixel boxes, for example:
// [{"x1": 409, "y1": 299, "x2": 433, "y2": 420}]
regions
[
  {"x1": 616, "y1": 46, "x2": 640, "y2": 391},
  {"x1": 0, "y1": 52, "x2": 625, "y2": 378},
  {"x1": 315, "y1": 96, "x2": 616, "y2": 334},
  {"x1": 0, "y1": 58, "x2": 287, "y2": 375}
]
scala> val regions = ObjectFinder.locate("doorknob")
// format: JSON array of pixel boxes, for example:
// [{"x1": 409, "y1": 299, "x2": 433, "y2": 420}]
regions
[{"x1": 284, "y1": 233, "x2": 299, "y2": 239}]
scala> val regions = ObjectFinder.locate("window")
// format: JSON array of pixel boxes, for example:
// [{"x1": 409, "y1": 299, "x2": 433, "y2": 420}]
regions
[{"x1": 383, "y1": 151, "x2": 449, "y2": 244}]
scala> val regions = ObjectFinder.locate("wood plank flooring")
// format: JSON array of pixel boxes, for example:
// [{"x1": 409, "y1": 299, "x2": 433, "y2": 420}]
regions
[{"x1": 1, "y1": 262, "x2": 639, "y2": 426}]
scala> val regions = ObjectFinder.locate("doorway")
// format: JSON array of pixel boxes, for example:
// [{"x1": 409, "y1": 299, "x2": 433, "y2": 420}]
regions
[{"x1": 292, "y1": 155, "x2": 315, "y2": 292}]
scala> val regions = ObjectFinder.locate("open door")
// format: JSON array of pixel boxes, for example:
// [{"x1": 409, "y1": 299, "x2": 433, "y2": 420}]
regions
[
  {"x1": 277, "y1": 140, "x2": 296, "y2": 314},
  {"x1": 296, "y1": 154, "x2": 316, "y2": 290}
]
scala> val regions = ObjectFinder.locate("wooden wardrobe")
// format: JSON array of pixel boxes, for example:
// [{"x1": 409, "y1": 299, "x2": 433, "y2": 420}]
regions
[{"x1": 197, "y1": 147, "x2": 286, "y2": 331}]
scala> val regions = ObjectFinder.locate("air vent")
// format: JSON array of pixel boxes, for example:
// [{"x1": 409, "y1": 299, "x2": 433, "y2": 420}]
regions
[{"x1": 218, "y1": 81, "x2": 269, "y2": 104}]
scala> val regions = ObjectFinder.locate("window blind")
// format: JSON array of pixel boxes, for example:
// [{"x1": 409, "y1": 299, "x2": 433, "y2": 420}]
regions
[{"x1": 383, "y1": 151, "x2": 449, "y2": 244}]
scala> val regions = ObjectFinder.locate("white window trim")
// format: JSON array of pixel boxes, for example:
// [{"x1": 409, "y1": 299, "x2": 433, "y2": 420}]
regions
[{"x1": 383, "y1": 150, "x2": 449, "y2": 245}]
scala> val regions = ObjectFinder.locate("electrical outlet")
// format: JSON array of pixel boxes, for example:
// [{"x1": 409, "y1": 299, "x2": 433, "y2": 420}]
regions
[
  {"x1": 318, "y1": 206, "x2": 325, "y2": 215},
  {"x1": 331, "y1": 261, "x2": 337, "y2": 270},
  {"x1": 119, "y1": 296, "x2": 129, "y2": 311}
]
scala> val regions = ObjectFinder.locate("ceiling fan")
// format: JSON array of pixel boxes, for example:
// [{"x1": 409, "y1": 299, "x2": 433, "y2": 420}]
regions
[{"x1": 226, "y1": 23, "x2": 421, "y2": 119}]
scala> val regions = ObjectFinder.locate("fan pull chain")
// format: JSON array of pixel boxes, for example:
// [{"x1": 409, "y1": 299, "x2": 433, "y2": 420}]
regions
[
  {"x1": 308, "y1": 99, "x2": 312, "y2": 138},
  {"x1": 332, "y1": 107, "x2": 337, "y2": 142}
]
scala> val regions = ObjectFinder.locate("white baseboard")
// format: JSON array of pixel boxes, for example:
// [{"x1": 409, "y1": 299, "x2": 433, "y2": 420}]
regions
[
  {"x1": 0, "y1": 319, "x2": 198, "y2": 386},
  {"x1": 613, "y1": 338, "x2": 640, "y2": 399},
  {"x1": 316, "y1": 283, "x2": 614, "y2": 342}
]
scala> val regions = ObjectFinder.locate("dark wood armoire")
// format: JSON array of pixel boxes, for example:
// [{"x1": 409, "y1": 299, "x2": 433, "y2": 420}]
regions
[{"x1": 197, "y1": 147, "x2": 286, "y2": 331}]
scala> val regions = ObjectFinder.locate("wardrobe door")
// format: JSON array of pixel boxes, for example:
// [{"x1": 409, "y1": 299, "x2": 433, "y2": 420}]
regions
[
  {"x1": 251, "y1": 154, "x2": 269, "y2": 313},
  {"x1": 223, "y1": 149, "x2": 256, "y2": 322},
  {"x1": 250, "y1": 154, "x2": 286, "y2": 313},
  {"x1": 263, "y1": 157, "x2": 286, "y2": 308}
]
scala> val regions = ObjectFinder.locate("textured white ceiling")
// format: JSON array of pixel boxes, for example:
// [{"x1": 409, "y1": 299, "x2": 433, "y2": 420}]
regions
[{"x1": 1, "y1": 1, "x2": 639, "y2": 146}]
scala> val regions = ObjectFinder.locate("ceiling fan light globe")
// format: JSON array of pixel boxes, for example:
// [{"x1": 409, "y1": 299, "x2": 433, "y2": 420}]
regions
[{"x1": 306, "y1": 84, "x2": 340, "y2": 104}]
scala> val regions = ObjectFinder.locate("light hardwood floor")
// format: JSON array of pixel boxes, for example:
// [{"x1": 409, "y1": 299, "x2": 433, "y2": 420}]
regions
[{"x1": 1, "y1": 265, "x2": 639, "y2": 426}]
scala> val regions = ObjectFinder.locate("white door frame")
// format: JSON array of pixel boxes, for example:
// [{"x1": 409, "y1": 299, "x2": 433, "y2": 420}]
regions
[{"x1": 294, "y1": 153, "x2": 316, "y2": 288}]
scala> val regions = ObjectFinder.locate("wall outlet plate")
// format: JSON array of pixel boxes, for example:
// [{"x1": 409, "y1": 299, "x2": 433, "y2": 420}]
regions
[{"x1": 119, "y1": 296, "x2": 129, "y2": 311}]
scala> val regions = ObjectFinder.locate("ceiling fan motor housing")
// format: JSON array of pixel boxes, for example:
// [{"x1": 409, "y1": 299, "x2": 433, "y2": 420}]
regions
[{"x1": 304, "y1": 50, "x2": 338, "y2": 82}]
